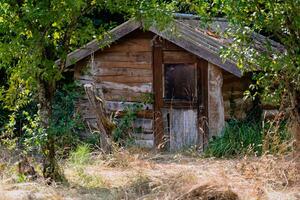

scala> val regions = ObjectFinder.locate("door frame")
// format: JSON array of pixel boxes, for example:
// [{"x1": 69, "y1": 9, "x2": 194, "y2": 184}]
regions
[{"x1": 152, "y1": 36, "x2": 209, "y2": 149}]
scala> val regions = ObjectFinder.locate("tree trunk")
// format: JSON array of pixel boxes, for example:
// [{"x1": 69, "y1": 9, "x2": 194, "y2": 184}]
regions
[
  {"x1": 287, "y1": 86, "x2": 300, "y2": 175},
  {"x1": 38, "y1": 81, "x2": 63, "y2": 182},
  {"x1": 287, "y1": 88, "x2": 300, "y2": 152}
]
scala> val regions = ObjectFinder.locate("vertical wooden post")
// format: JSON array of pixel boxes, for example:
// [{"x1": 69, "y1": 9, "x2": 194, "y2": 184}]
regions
[
  {"x1": 152, "y1": 37, "x2": 164, "y2": 148},
  {"x1": 198, "y1": 59, "x2": 209, "y2": 149}
]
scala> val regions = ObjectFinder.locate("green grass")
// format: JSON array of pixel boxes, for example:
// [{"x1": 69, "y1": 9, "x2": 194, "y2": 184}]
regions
[
  {"x1": 204, "y1": 119, "x2": 293, "y2": 158},
  {"x1": 204, "y1": 120, "x2": 263, "y2": 158},
  {"x1": 68, "y1": 144, "x2": 92, "y2": 167}
]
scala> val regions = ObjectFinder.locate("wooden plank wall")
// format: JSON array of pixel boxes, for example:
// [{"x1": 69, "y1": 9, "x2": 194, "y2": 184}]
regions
[
  {"x1": 222, "y1": 70, "x2": 252, "y2": 120},
  {"x1": 74, "y1": 30, "x2": 155, "y2": 148}
]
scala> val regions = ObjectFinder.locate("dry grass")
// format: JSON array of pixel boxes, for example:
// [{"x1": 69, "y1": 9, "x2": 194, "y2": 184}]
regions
[{"x1": 0, "y1": 148, "x2": 299, "y2": 200}]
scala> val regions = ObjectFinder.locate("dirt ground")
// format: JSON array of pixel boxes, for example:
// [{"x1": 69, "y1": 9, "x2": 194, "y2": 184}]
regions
[{"x1": 0, "y1": 148, "x2": 299, "y2": 200}]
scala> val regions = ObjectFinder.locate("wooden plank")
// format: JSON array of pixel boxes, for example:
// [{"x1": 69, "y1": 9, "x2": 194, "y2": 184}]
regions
[
  {"x1": 133, "y1": 118, "x2": 153, "y2": 130},
  {"x1": 135, "y1": 140, "x2": 154, "y2": 148},
  {"x1": 96, "y1": 51, "x2": 151, "y2": 63},
  {"x1": 103, "y1": 89, "x2": 150, "y2": 102},
  {"x1": 163, "y1": 50, "x2": 197, "y2": 63},
  {"x1": 109, "y1": 110, "x2": 154, "y2": 119},
  {"x1": 82, "y1": 111, "x2": 154, "y2": 120},
  {"x1": 77, "y1": 79, "x2": 94, "y2": 85},
  {"x1": 152, "y1": 37, "x2": 164, "y2": 148},
  {"x1": 84, "y1": 109, "x2": 154, "y2": 119},
  {"x1": 95, "y1": 61, "x2": 151, "y2": 69},
  {"x1": 105, "y1": 101, "x2": 153, "y2": 112},
  {"x1": 94, "y1": 67, "x2": 152, "y2": 77},
  {"x1": 199, "y1": 58, "x2": 209, "y2": 148},
  {"x1": 133, "y1": 133, "x2": 154, "y2": 140},
  {"x1": 79, "y1": 100, "x2": 154, "y2": 112},
  {"x1": 116, "y1": 110, "x2": 154, "y2": 119},
  {"x1": 169, "y1": 109, "x2": 198, "y2": 151},
  {"x1": 94, "y1": 75, "x2": 152, "y2": 84},
  {"x1": 76, "y1": 75, "x2": 93, "y2": 81},
  {"x1": 97, "y1": 81, "x2": 152, "y2": 93},
  {"x1": 103, "y1": 38, "x2": 151, "y2": 52},
  {"x1": 162, "y1": 40, "x2": 184, "y2": 51},
  {"x1": 122, "y1": 30, "x2": 155, "y2": 39},
  {"x1": 136, "y1": 110, "x2": 154, "y2": 119}
]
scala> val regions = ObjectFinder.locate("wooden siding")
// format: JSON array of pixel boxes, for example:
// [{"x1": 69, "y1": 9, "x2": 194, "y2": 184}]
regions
[
  {"x1": 74, "y1": 30, "x2": 155, "y2": 147},
  {"x1": 73, "y1": 29, "x2": 250, "y2": 149},
  {"x1": 168, "y1": 109, "x2": 198, "y2": 151}
]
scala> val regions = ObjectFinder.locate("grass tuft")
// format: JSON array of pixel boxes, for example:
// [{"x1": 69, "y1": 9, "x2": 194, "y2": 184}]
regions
[
  {"x1": 204, "y1": 120, "x2": 262, "y2": 158},
  {"x1": 68, "y1": 144, "x2": 92, "y2": 167},
  {"x1": 204, "y1": 119, "x2": 293, "y2": 158}
]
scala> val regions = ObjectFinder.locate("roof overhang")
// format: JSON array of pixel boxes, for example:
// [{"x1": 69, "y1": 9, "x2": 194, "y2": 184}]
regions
[
  {"x1": 57, "y1": 18, "x2": 242, "y2": 77},
  {"x1": 56, "y1": 20, "x2": 141, "y2": 67},
  {"x1": 149, "y1": 20, "x2": 241, "y2": 77}
]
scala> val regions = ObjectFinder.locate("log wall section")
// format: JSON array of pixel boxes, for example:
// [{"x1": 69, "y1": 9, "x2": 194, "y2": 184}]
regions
[{"x1": 74, "y1": 30, "x2": 155, "y2": 148}]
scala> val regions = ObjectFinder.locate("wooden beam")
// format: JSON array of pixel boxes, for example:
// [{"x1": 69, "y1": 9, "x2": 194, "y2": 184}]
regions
[
  {"x1": 152, "y1": 37, "x2": 164, "y2": 149},
  {"x1": 198, "y1": 59, "x2": 209, "y2": 149}
]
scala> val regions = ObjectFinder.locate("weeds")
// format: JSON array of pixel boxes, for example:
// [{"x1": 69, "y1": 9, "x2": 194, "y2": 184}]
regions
[
  {"x1": 204, "y1": 120, "x2": 262, "y2": 158},
  {"x1": 1, "y1": 147, "x2": 299, "y2": 200},
  {"x1": 112, "y1": 103, "x2": 142, "y2": 146},
  {"x1": 67, "y1": 144, "x2": 108, "y2": 188},
  {"x1": 100, "y1": 145, "x2": 134, "y2": 168},
  {"x1": 204, "y1": 119, "x2": 293, "y2": 158},
  {"x1": 262, "y1": 116, "x2": 294, "y2": 155},
  {"x1": 68, "y1": 144, "x2": 92, "y2": 167},
  {"x1": 73, "y1": 167, "x2": 108, "y2": 188}
]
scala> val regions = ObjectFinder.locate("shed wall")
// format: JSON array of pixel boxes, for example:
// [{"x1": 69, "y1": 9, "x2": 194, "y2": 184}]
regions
[
  {"x1": 73, "y1": 29, "x2": 252, "y2": 149},
  {"x1": 74, "y1": 30, "x2": 155, "y2": 147}
]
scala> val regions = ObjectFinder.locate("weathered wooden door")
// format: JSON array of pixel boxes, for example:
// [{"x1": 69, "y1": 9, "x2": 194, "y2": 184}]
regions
[{"x1": 152, "y1": 37, "x2": 208, "y2": 151}]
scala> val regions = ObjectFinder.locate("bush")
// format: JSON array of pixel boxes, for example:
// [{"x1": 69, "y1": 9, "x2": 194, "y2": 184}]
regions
[{"x1": 47, "y1": 83, "x2": 86, "y2": 157}]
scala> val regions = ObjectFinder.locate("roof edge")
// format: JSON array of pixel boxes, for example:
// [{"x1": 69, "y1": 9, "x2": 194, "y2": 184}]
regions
[
  {"x1": 173, "y1": 13, "x2": 227, "y2": 22},
  {"x1": 57, "y1": 19, "x2": 141, "y2": 67},
  {"x1": 58, "y1": 18, "x2": 241, "y2": 77}
]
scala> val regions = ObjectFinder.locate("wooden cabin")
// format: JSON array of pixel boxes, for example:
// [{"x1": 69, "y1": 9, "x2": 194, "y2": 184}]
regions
[{"x1": 63, "y1": 15, "x2": 256, "y2": 151}]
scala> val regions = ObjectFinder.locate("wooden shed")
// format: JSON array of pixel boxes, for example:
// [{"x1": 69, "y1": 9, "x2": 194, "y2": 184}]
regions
[{"x1": 64, "y1": 15, "x2": 255, "y2": 150}]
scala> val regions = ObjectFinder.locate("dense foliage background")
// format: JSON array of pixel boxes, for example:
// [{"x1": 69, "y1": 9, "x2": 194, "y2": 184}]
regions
[{"x1": 0, "y1": 0, "x2": 298, "y2": 182}]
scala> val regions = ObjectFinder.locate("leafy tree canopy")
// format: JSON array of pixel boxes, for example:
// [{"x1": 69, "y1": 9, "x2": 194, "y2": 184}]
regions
[{"x1": 0, "y1": 0, "x2": 175, "y2": 181}]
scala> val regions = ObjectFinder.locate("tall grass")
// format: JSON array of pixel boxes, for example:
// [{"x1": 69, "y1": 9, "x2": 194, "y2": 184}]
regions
[
  {"x1": 204, "y1": 119, "x2": 293, "y2": 158},
  {"x1": 204, "y1": 120, "x2": 262, "y2": 157}
]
